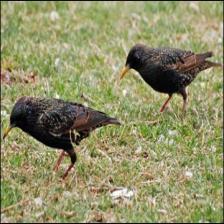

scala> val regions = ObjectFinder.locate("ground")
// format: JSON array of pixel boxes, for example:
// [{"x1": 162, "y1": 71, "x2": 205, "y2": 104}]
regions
[{"x1": 1, "y1": 1, "x2": 223, "y2": 223}]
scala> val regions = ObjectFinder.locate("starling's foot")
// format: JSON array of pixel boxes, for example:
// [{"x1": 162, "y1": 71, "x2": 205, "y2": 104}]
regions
[
  {"x1": 160, "y1": 105, "x2": 170, "y2": 112},
  {"x1": 61, "y1": 163, "x2": 74, "y2": 179},
  {"x1": 76, "y1": 146, "x2": 81, "y2": 152}
]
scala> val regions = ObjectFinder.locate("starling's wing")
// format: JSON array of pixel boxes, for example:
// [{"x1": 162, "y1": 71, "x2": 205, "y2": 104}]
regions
[
  {"x1": 39, "y1": 103, "x2": 78, "y2": 136},
  {"x1": 154, "y1": 48, "x2": 214, "y2": 74},
  {"x1": 71, "y1": 106, "x2": 120, "y2": 132},
  {"x1": 150, "y1": 48, "x2": 193, "y2": 70},
  {"x1": 39, "y1": 102, "x2": 120, "y2": 136}
]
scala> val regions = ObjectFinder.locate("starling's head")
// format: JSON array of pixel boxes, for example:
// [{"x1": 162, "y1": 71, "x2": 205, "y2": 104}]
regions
[
  {"x1": 120, "y1": 44, "x2": 147, "y2": 80},
  {"x1": 3, "y1": 97, "x2": 33, "y2": 139}
]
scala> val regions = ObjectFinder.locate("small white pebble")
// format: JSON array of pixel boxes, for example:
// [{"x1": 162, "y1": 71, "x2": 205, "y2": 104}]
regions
[
  {"x1": 199, "y1": 220, "x2": 210, "y2": 223},
  {"x1": 1, "y1": 110, "x2": 8, "y2": 117},
  {"x1": 148, "y1": 196, "x2": 156, "y2": 207},
  {"x1": 132, "y1": 129, "x2": 137, "y2": 135},
  {"x1": 110, "y1": 188, "x2": 135, "y2": 200},
  {"x1": 50, "y1": 11, "x2": 60, "y2": 21},
  {"x1": 63, "y1": 191, "x2": 72, "y2": 198},
  {"x1": 34, "y1": 197, "x2": 43, "y2": 207},
  {"x1": 184, "y1": 171, "x2": 193, "y2": 179},
  {"x1": 131, "y1": 13, "x2": 141, "y2": 21},
  {"x1": 189, "y1": 2, "x2": 200, "y2": 12},
  {"x1": 63, "y1": 43, "x2": 70, "y2": 50},
  {"x1": 218, "y1": 37, "x2": 223, "y2": 44},
  {"x1": 157, "y1": 209, "x2": 167, "y2": 215},
  {"x1": 157, "y1": 134, "x2": 165, "y2": 143},
  {"x1": 168, "y1": 130, "x2": 178, "y2": 136},
  {"x1": 199, "y1": 82, "x2": 206, "y2": 88},
  {"x1": 54, "y1": 93, "x2": 60, "y2": 99},
  {"x1": 209, "y1": 146, "x2": 216, "y2": 152},
  {"x1": 135, "y1": 146, "x2": 142, "y2": 154},
  {"x1": 111, "y1": 64, "x2": 118, "y2": 72},
  {"x1": 35, "y1": 211, "x2": 45, "y2": 218},
  {"x1": 122, "y1": 89, "x2": 128, "y2": 97},
  {"x1": 83, "y1": 102, "x2": 88, "y2": 107},
  {"x1": 1, "y1": 214, "x2": 12, "y2": 223},
  {"x1": 54, "y1": 58, "x2": 60, "y2": 68}
]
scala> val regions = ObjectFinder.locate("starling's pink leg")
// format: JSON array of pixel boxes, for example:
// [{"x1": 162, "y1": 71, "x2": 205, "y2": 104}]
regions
[
  {"x1": 53, "y1": 151, "x2": 66, "y2": 172},
  {"x1": 160, "y1": 95, "x2": 172, "y2": 112},
  {"x1": 62, "y1": 163, "x2": 75, "y2": 179},
  {"x1": 61, "y1": 148, "x2": 77, "y2": 179}
]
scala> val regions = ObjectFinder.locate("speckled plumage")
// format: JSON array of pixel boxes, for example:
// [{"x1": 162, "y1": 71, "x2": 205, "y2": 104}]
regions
[
  {"x1": 121, "y1": 43, "x2": 222, "y2": 112},
  {"x1": 5, "y1": 96, "x2": 120, "y2": 178}
]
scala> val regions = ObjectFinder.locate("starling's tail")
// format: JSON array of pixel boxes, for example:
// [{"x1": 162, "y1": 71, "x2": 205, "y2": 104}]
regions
[
  {"x1": 197, "y1": 51, "x2": 213, "y2": 61},
  {"x1": 196, "y1": 51, "x2": 223, "y2": 71},
  {"x1": 205, "y1": 60, "x2": 223, "y2": 68}
]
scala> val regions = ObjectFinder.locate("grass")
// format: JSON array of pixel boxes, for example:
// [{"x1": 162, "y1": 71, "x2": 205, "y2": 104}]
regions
[{"x1": 1, "y1": 1, "x2": 223, "y2": 223}]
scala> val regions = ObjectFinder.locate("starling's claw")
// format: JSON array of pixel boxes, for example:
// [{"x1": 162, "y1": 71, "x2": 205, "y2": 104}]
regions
[{"x1": 61, "y1": 164, "x2": 74, "y2": 179}]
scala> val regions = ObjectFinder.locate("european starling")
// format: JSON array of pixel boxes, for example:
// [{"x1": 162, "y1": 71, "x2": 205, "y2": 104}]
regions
[
  {"x1": 120, "y1": 44, "x2": 222, "y2": 112},
  {"x1": 3, "y1": 96, "x2": 121, "y2": 179}
]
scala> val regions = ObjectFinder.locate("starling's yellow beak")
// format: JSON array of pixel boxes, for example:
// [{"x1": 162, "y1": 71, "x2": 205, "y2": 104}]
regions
[
  {"x1": 3, "y1": 125, "x2": 13, "y2": 140},
  {"x1": 119, "y1": 65, "x2": 130, "y2": 80}
]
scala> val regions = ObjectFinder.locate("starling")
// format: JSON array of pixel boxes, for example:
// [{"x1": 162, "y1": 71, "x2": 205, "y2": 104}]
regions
[
  {"x1": 120, "y1": 44, "x2": 222, "y2": 112},
  {"x1": 3, "y1": 96, "x2": 121, "y2": 179}
]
